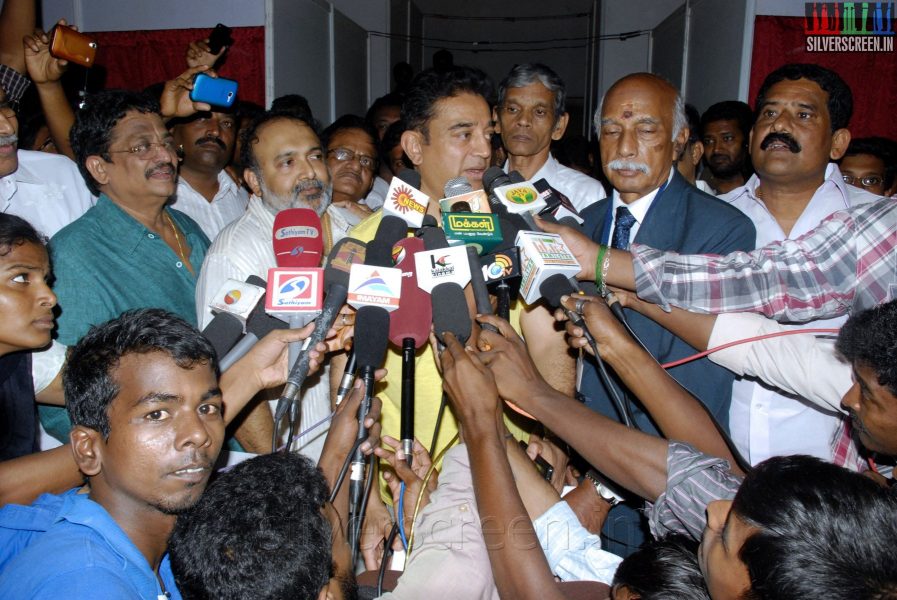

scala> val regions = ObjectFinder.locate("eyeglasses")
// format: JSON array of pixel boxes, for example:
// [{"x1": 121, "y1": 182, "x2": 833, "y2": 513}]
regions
[
  {"x1": 108, "y1": 140, "x2": 177, "y2": 159},
  {"x1": 327, "y1": 148, "x2": 378, "y2": 172},
  {"x1": 842, "y1": 174, "x2": 884, "y2": 188}
]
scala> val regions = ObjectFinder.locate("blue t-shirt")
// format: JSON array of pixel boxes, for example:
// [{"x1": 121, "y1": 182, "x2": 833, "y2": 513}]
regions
[{"x1": 0, "y1": 489, "x2": 181, "y2": 599}]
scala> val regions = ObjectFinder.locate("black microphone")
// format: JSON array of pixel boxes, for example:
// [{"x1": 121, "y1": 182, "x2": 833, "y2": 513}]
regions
[
  {"x1": 466, "y1": 245, "x2": 498, "y2": 332},
  {"x1": 218, "y1": 275, "x2": 289, "y2": 372},
  {"x1": 272, "y1": 238, "x2": 367, "y2": 431},
  {"x1": 539, "y1": 274, "x2": 596, "y2": 349},
  {"x1": 431, "y1": 283, "x2": 472, "y2": 345},
  {"x1": 202, "y1": 312, "x2": 244, "y2": 362},
  {"x1": 335, "y1": 349, "x2": 358, "y2": 406}
]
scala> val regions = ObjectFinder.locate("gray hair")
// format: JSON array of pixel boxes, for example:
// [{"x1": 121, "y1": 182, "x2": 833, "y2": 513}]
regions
[
  {"x1": 498, "y1": 63, "x2": 566, "y2": 124},
  {"x1": 593, "y1": 75, "x2": 688, "y2": 142}
]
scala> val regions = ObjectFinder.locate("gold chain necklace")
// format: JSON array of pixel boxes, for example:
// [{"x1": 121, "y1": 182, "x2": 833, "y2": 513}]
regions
[{"x1": 164, "y1": 211, "x2": 188, "y2": 266}]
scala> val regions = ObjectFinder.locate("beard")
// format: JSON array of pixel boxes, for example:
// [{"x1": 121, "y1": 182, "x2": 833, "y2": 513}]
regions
[
  {"x1": 706, "y1": 151, "x2": 748, "y2": 180},
  {"x1": 260, "y1": 178, "x2": 331, "y2": 217}
]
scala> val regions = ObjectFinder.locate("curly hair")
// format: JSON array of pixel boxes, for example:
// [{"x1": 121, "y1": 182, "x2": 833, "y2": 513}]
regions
[{"x1": 836, "y1": 299, "x2": 897, "y2": 395}]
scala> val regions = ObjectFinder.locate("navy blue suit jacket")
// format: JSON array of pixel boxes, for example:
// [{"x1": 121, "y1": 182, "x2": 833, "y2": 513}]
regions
[{"x1": 579, "y1": 171, "x2": 756, "y2": 434}]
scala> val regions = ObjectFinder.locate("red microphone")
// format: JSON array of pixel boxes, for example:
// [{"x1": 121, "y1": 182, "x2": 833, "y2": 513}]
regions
[{"x1": 273, "y1": 208, "x2": 324, "y2": 267}]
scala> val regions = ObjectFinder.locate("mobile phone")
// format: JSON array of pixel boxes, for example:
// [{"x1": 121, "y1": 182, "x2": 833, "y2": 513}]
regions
[
  {"x1": 49, "y1": 25, "x2": 97, "y2": 68},
  {"x1": 207, "y1": 23, "x2": 233, "y2": 54},
  {"x1": 190, "y1": 74, "x2": 238, "y2": 108},
  {"x1": 519, "y1": 440, "x2": 555, "y2": 482}
]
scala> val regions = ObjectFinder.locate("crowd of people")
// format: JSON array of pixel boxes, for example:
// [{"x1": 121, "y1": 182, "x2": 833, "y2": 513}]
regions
[{"x1": 0, "y1": 1, "x2": 896, "y2": 598}]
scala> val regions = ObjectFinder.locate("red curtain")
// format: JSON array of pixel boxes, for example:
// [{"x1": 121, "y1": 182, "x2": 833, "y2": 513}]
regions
[
  {"x1": 90, "y1": 26, "x2": 265, "y2": 107},
  {"x1": 749, "y1": 16, "x2": 897, "y2": 139}
]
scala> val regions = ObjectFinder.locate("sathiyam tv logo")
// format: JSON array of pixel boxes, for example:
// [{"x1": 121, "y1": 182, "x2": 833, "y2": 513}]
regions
[
  {"x1": 805, "y1": 2, "x2": 894, "y2": 52},
  {"x1": 275, "y1": 274, "x2": 314, "y2": 306}
]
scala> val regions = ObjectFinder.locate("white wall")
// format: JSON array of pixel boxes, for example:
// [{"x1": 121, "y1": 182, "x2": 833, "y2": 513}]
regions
[{"x1": 685, "y1": 0, "x2": 750, "y2": 111}]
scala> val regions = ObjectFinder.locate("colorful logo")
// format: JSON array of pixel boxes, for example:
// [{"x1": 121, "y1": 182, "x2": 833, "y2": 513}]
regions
[
  {"x1": 351, "y1": 270, "x2": 397, "y2": 296},
  {"x1": 223, "y1": 289, "x2": 242, "y2": 304},
  {"x1": 390, "y1": 185, "x2": 426, "y2": 214},
  {"x1": 331, "y1": 241, "x2": 365, "y2": 273},
  {"x1": 447, "y1": 214, "x2": 495, "y2": 232},
  {"x1": 804, "y1": 2, "x2": 894, "y2": 51},
  {"x1": 392, "y1": 244, "x2": 407, "y2": 265},
  {"x1": 504, "y1": 186, "x2": 538, "y2": 205},
  {"x1": 277, "y1": 276, "x2": 313, "y2": 301},
  {"x1": 484, "y1": 254, "x2": 513, "y2": 280}
]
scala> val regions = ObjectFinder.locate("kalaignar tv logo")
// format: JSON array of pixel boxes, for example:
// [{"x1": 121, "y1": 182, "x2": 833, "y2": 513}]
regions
[{"x1": 805, "y1": 2, "x2": 894, "y2": 51}]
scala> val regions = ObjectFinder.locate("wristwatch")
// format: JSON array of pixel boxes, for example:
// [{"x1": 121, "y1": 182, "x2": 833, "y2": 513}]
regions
[{"x1": 584, "y1": 469, "x2": 624, "y2": 507}]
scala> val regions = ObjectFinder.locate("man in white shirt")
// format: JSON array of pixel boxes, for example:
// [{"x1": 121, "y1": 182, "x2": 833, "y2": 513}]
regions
[
  {"x1": 720, "y1": 63, "x2": 880, "y2": 466},
  {"x1": 0, "y1": 86, "x2": 93, "y2": 238},
  {"x1": 495, "y1": 63, "x2": 606, "y2": 213},
  {"x1": 169, "y1": 110, "x2": 248, "y2": 241},
  {"x1": 196, "y1": 111, "x2": 344, "y2": 460}
]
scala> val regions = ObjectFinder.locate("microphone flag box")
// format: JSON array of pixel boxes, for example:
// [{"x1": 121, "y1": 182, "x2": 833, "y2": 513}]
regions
[
  {"x1": 480, "y1": 247, "x2": 521, "y2": 285},
  {"x1": 515, "y1": 231, "x2": 580, "y2": 304},
  {"x1": 265, "y1": 268, "x2": 324, "y2": 318},
  {"x1": 438, "y1": 189, "x2": 491, "y2": 214},
  {"x1": 382, "y1": 176, "x2": 430, "y2": 228},
  {"x1": 492, "y1": 180, "x2": 547, "y2": 215},
  {"x1": 442, "y1": 212, "x2": 503, "y2": 254},
  {"x1": 347, "y1": 264, "x2": 402, "y2": 311},
  {"x1": 414, "y1": 245, "x2": 471, "y2": 293},
  {"x1": 208, "y1": 279, "x2": 266, "y2": 329}
]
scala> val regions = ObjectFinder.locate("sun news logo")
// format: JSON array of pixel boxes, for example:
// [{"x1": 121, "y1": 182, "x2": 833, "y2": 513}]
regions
[{"x1": 805, "y1": 2, "x2": 894, "y2": 52}]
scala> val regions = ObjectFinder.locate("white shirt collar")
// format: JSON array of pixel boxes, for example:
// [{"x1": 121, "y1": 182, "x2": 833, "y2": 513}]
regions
[{"x1": 610, "y1": 167, "x2": 675, "y2": 224}]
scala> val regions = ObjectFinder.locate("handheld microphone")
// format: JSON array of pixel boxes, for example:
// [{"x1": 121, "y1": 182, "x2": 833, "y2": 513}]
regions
[
  {"x1": 203, "y1": 276, "x2": 270, "y2": 362},
  {"x1": 201, "y1": 312, "x2": 244, "y2": 362},
  {"x1": 272, "y1": 208, "x2": 325, "y2": 267},
  {"x1": 335, "y1": 348, "x2": 358, "y2": 406},
  {"x1": 417, "y1": 222, "x2": 472, "y2": 346},
  {"x1": 431, "y1": 283, "x2": 472, "y2": 345},
  {"x1": 382, "y1": 169, "x2": 430, "y2": 228},
  {"x1": 218, "y1": 275, "x2": 289, "y2": 372},
  {"x1": 272, "y1": 238, "x2": 367, "y2": 429},
  {"x1": 533, "y1": 179, "x2": 585, "y2": 225},
  {"x1": 389, "y1": 237, "x2": 432, "y2": 462},
  {"x1": 516, "y1": 230, "x2": 581, "y2": 305},
  {"x1": 479, "y1": 247, "x2": 520, "y2": 321},
  {"x1": 539, "y1": 274, "x2": 596, "y2": 348},
  {"x1": 466, "y1": 245, "x2": 498, "y2": 333},
  {"x1": 438, "y1": 176, "x2": 491, "y2": 214}
]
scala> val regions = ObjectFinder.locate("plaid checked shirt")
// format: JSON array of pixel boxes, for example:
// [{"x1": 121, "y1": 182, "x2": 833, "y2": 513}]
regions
[{"x1": 632, "y1": 197, "x2": 897, "y2": 322}]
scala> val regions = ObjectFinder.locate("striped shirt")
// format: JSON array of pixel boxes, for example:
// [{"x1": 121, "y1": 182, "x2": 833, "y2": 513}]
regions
[
  {"x1": 646, "y1": 442, "x2": 742, "y2": 541},
  {"x1": 632, "y1": 197, "x2": 897, "y2": 322}
]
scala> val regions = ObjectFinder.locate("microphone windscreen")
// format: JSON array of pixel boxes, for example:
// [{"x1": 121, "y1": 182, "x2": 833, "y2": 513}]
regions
[
  {"x1": 508, "y1": 171, "x2": 525, "y2": 184},
  {"x1": 389, "y1": 237, "x2": 432, "y2": 348},
  {"x1": 202, "y1": 312, "x2": 244, "y2": 359},
  {"x1": 483, "y1": 166, "x2": 509, "y2": 194},
  {"x1": 243, "y1": 274, "x2": 290, "y2": 337},
  {"x1": 374, "y1": 215, "x2": 410, "y2": 247},
  {"x1": 396, "y1": 168, "x2": 421, "y2": 189},
  {"x1": 539, "y1": 273, "x2": 577, "y2": 308},
  {"x1": 444, "y1": 176, "x2": 472, "y2": 198},
  {"x1": 419, "y1": 225, "x2": 449, "y2": 251},
  {"x1": 431, "y1": 282, "x2": 471, "y2": 345},
  {"x1": 273, "y1": 208, "x2": 324, "y2": 267},
  {"x1": 420, "y1": 214, "x2": 438, "y2": 229},
  {"x1": 354, "y1": 305, "x2": 391, "y2": 368},
  {"x1": 324, "y1": 237, "x2": 366, "y2": 289}
]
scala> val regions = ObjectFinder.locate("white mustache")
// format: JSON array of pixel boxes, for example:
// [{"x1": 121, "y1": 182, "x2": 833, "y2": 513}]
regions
[
  {"x1": 606, "y1": 159, "x2": 650, "y2": 174},
  {"x1": 0, "y1": 134, "x2": 18, "y2": 146}
]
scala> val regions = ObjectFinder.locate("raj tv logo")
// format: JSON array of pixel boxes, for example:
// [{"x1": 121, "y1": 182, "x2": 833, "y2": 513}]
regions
[{"x1": 805, "y1": 3, "x2": 895, "y2": 52}]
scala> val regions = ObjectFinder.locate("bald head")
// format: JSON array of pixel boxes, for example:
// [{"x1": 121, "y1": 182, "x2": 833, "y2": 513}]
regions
[{"x1": 595, "y1": 73, "x2": 689, "y2": 202}]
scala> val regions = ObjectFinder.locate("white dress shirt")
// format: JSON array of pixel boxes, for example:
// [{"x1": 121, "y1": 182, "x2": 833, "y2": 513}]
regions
[
  {"x1": 719, "y1": 163, "x2": 879, "y2": 464},
  {"x1": 604, "y1": 168, "x2": 675, "y2": 246},
  {"x1": 363, "y1": 175, "x2": 388, "y2": 210},
  {"x1": 195, "y1": 196, "x2": 336, "y2": 460},
  {"x1": 0, "y1": 150, "x2": 94, "y2": 238},
  {"x1": 170, "y1": 170, "x2": 248, "y2": 242},
  {"x1": 506, "y1": 153, "x2": 606, "y2": 213}
]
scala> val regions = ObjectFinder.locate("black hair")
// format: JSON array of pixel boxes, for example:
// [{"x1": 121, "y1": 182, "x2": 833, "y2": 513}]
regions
[
  {"x1": 683, "y1": 103, "x2": 701, "y2": 145},
  {"x1": 836, "y1": 299, "x2": 897, "y2": 396},
  {"x1": 401, "y1": 65, "x2": 494, "y2": 140},
  {"x1": 0, "y1": 213, "x2": 46, "y2": 256},
  {"x1": 69, "y1": 89, "x2": 161, "y2": 196},
  {"x1": 169, "y1": 452, "x2": 336, "y2": 600},
  {"x1": 269, "y1": 94, "x2": 319, "y2": 133},
  {"x1": 365, "y1": 93, "x2": 404, "y2": 125},
  {"x1": 320, "y1": 114, "x2": 379, "y2": 152},
  {"x1": 380, "y1": 120, "x2": 412, "y2": 174},
  {"x1": 699, "y1": 100, "x2": 754, "y2": 140},
  {"x1": 64, "y1": 308, "x2": 218, "y2": 438},
  {"x1": 613, "y1": 534, "x2": 710, "y2": 599},
  {"x1": 754, "y1": 63, "x2": 852, "y2": 131},
  {"x1": 733, "y1": 455, "x2": 897, "y2": 600},
  {"x1": 239, "y1": 110, "x2": 316, "y2": 177},
  {"x1": 841, "y1": 136, "x2": 897, "y2": 190}
]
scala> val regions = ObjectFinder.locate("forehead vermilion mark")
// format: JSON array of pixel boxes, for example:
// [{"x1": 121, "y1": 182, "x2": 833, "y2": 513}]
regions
[{"x1": 622, "y1": 110, "x2": 633, "y2": 119}]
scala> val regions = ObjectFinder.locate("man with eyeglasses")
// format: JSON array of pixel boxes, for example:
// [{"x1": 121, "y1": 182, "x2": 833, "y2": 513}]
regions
[
  {"x1": 695, "y1": 64, "x2": 882, "y2": 470},
  {"x1": 43, "y1": 87, "x2": 215, "y2": 446},
  {"x1": 320, "y1": 115, "x2": 379, "y2": 236},
  {"x1": 839, "y1": 136, "x2": 897, "y2": 198},
  {"x1": 0, "y1": 85, "x2": 93, "y2": 239}
]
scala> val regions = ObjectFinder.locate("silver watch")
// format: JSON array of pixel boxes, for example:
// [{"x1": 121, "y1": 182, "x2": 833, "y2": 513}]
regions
[{"x1": 585, "y1": 469, "x2": 624, "y2": 506}]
